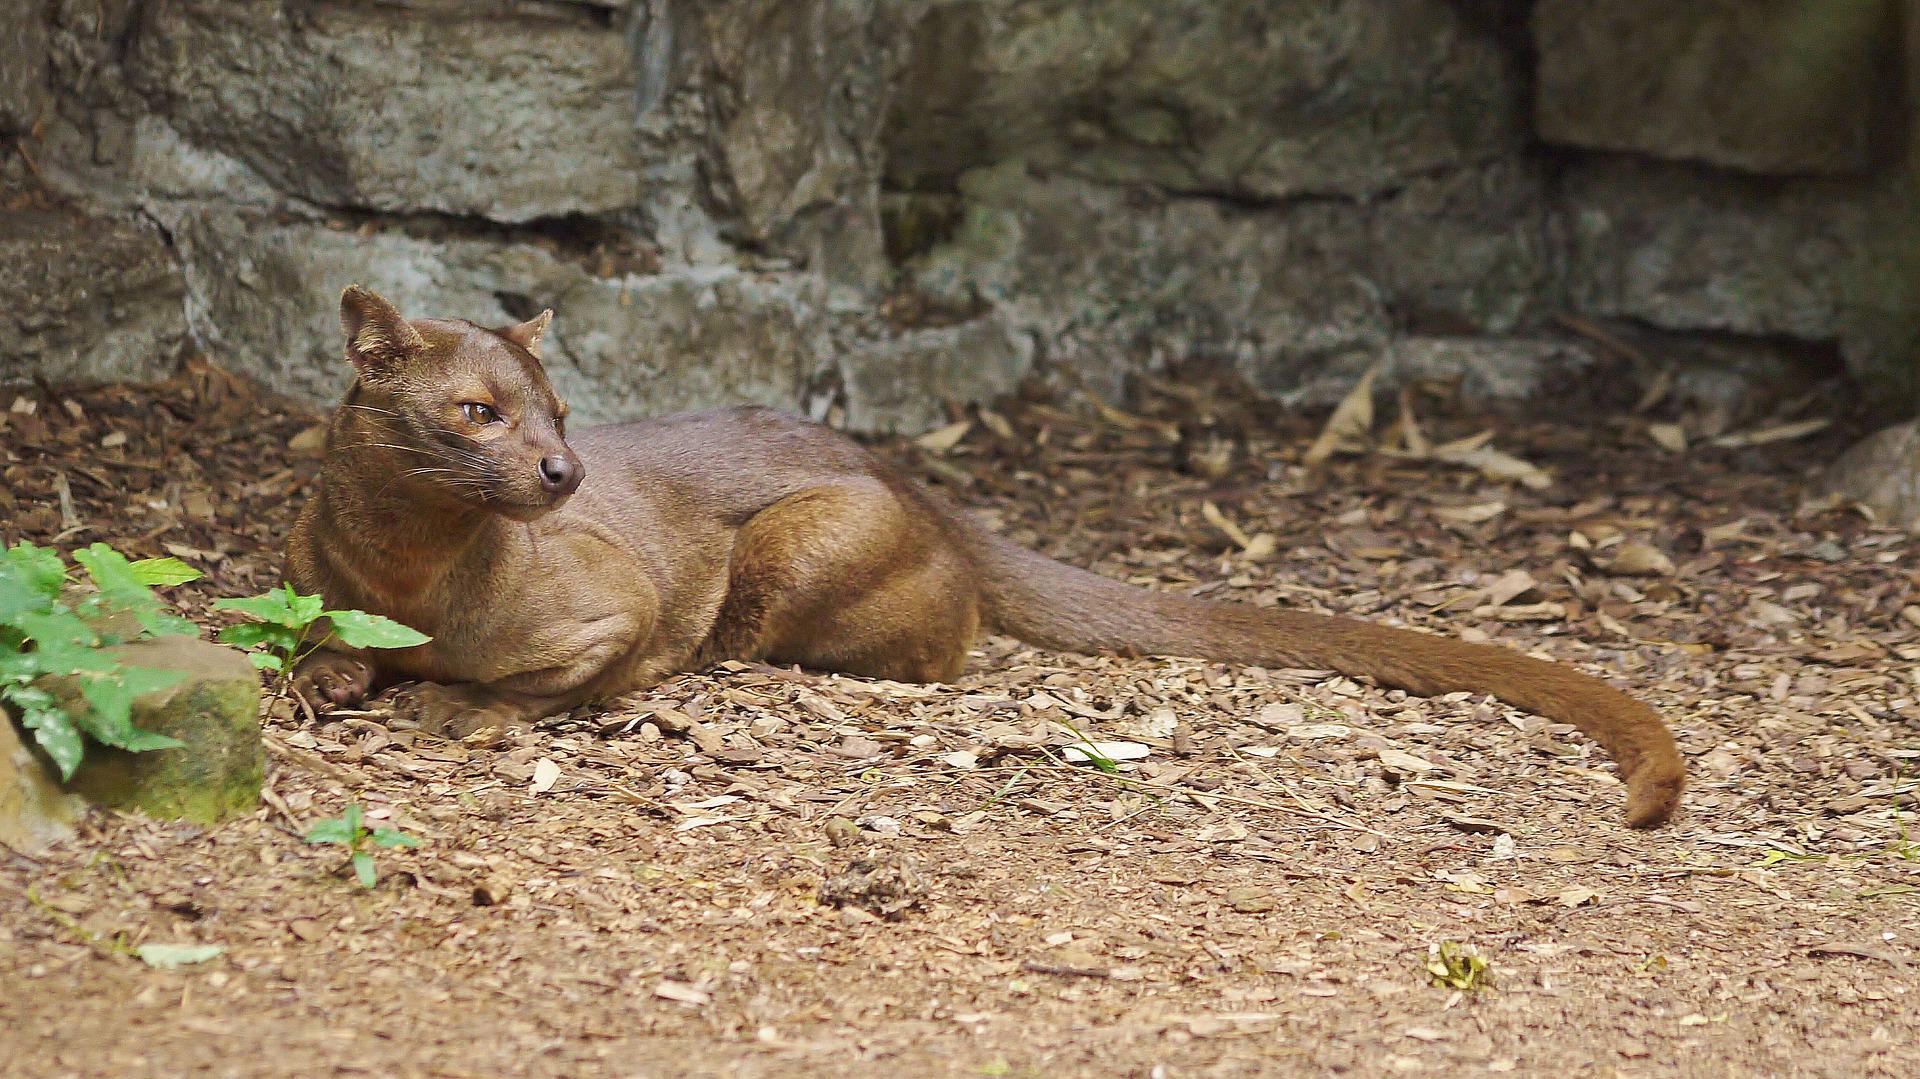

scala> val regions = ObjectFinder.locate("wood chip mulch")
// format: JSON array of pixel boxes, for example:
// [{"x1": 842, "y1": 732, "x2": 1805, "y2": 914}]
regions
[{"x1": 2, "y1": 359, "x2": 1916, "y2": 1077}]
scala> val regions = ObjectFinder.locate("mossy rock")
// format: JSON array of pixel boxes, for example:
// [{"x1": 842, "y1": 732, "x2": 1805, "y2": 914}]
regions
[{"x1": 58, "y1": 638, "x2": 264, "y2": 825}]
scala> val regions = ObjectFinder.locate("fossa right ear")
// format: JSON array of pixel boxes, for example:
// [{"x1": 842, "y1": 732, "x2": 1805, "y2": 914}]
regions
[{"x1": 339, "y1": 284, "x2": 426, "y2": 382}]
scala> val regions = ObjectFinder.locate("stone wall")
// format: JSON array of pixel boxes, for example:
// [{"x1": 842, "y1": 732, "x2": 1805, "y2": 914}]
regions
[{"x1": 3, "y1": 0, "x2": 1916, "y2": 432}]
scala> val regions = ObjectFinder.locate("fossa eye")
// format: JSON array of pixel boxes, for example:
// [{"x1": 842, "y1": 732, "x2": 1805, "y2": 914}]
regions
[{"x1": 460, "y1": 402, "x2": 501, "y2": 425}]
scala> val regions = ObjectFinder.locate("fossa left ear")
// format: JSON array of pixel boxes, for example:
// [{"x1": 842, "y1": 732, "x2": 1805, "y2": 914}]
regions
[{"x1": 500, "y1": 309, "x2": 555, "y2": 357}]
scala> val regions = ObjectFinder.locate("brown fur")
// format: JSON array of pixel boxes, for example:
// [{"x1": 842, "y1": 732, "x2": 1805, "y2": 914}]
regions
[{"x1": 290, "y1": 287, "x2": 1685, "y2": 828}]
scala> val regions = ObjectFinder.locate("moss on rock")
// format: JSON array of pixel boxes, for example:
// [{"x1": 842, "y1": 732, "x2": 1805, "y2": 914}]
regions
[{"x1": 60, "y1": 638, "x2": 263, "y2": 826}]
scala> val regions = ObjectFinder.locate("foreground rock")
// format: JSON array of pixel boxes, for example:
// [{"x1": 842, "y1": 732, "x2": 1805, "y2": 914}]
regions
[
  {"x1": 1822, "y1": 421, "x2": 1920, "y2": 530},
  {"x1": 60, "y1": 638, "x2": 264, "y2": 826},
  {"x1": 0, "y1": 718, "x2": 83, "y2": 854}
]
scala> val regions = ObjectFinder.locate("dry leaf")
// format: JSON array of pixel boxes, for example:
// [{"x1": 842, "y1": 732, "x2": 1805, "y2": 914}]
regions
[
  {"x1": 1709, "y1": 417, "x2": 1830, "y2": 448},
  {"x1": 654, "y1": 980, "x2": 712, "y2": 1005},
  {"x1": 1430, "y1": 440, "x2": 1552, "y2": 489},
  {"x1": 914, "y1": 420, "x2": 972, "y2": 454},
  {"x1": 289, "y1": 424, "x2": 329, "y2": 456},
  {"x1": 1085, "y1": 396, "x2": 1180, "y2": 441},
  {"x1": 1478, "y1": 569, "x2": 1538, "y2": 609},
  {"x1": 1600, "y1": 544, "x2": 1674, "y2": 577},
  {"x1": 1395, "y1": 385, "x2": 1431, "y2": 456},
  {"x1": 1377, "y1": 749, "x2": 1439, "y2": 775},
  {"x1": 1434, "y1": 500, "x2": 1507, "y2": 524},
  {"x1": 1648, "y1": 423, "x2": 1687, "y2": 452},
  {"x1": 976, "y1": 408, "x2": 1014, "y2": 439},
  {"x1": 1201, "y1": 501, "x2": 1254, "y2": 549},
  {"x1": 529, "y1": 757, "x2": 561, "y2": 794},
  {"x1": 1304, "y1": 363, "x2": 1381, "y2": 465}
]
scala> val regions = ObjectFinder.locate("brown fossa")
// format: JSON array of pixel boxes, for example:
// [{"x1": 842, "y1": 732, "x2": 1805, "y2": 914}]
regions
[{"x1": 289, "y1": 286, "x2": 1685, "y2": 827}]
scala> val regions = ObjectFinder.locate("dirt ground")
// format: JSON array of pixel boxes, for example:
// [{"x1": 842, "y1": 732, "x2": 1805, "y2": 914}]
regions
[{"x1": 2, "y1": 359, "x2": 1917, "y2": 1078}]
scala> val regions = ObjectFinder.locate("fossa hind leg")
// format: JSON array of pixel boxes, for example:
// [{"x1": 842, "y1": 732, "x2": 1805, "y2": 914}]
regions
[{"x1": 698, "y1": 480, "x2": 979, "y2": 683}]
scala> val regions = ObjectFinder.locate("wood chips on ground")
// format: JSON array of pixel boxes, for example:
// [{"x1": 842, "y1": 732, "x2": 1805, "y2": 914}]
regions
[{"x1": 1, "y1": 360, "x2": 1917, "y2": 1077}]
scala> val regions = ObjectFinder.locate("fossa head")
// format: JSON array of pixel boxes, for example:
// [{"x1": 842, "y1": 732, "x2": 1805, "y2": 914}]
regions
[{"x1": 335, "y1": 285, "x2": 583, "y2": 519}]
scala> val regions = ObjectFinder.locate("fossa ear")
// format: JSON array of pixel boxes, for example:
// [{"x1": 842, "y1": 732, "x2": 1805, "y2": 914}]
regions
[
  {"x1": 339, "y1": 284, "x2": 426, "y2": 382},
  {"x1": 499, "y1": 308, "x2": 555, "y2": 357}
]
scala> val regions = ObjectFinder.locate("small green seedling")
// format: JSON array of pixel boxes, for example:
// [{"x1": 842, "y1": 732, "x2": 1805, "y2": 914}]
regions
[
  {"x1": 1052, "y1": 718, "x2": 1119, "y2": 774},
  {"x1": 305, "y1": 804, "x2": 420, "y2": 888},
  {"x1": 1424, "y1": 941, "x2": 1490, "y2": 991},
  {"x1": 2, "y1": 541, "x2": 203, "y2": 777},
  {"x1": 212, "y1": 584, "x2": 429, "y2": 688}
]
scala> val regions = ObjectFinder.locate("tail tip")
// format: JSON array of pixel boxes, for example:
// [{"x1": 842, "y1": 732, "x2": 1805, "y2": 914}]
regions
[{"x1": 1622, "y1": 764, "x2": 1686, "y2": 829}]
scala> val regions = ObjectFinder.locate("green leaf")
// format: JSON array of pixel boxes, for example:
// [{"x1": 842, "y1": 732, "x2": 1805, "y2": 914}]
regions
[
  {"x1": 73, "y1": 544, "x2": 149, "y2": 605},
  {"x1": 73, "y1": 544, "x2": 190, "y2": 639},
  {"x1": 324, "y1": 610, "x2": 431, "y2": 650},
  {"x1": 3, "y1": 684, "x2": 55, "y2": 711},
  {"x1": 342, "y1": 803, "x2": 364, "y2": 836},
  {"x1": 210, "y1": 593, "x2": 300, "y2": 626},
  {"x1": 304, "y1": 819, "x2": 355, "y2": 846},
  {"x1": 21, "y1": 706, "x2": 83, "y2": 780},
  {"x1": 352, "y1": 851, "x2": 378, "y2": 888},
  {"x1": 23, "y1": 639, "x2": 123, "y2": 684},
  {"x1": 11, "y1": 608, "x2": 100, "y2": 651},
  {"x1": 127, "y1": 557, "x2": 202, "y2": 588},
  {"x1": 134, "y1": 943, "x2": 226, "y2": 969},
  {"x1": 132, "y1": 610, "x2": 199, "y2": 639},
  {"x1": 285, "y1": 585, "x2": 325, "y2": 628},
  {"x1": 118, "y1": 665, "x2": 190, "y2": 698},
  {"x1": 74, "y1": 666, "x2": 188, "y2": 751},
  {"x1": 370, "y1": 828, "x2": 420, "y2": 849},
  {"x1": 0, "y1": 542, "x2": 67, "y2": 623},
  {"x1": 217, "y1": 622, "x2": 298, "y2": 651},
  {"x1": 248, "y1": 652, "x2": 285, "y2": 672},
  {"x1": 0, "y1": 650, "x2": 41, "y2": 685},
  {"x1": 77, "y1": 674, "x2": 136, "y2": 746},
  {"x1": 117, "y1": 728, "x2": 187, "y2": 753}
]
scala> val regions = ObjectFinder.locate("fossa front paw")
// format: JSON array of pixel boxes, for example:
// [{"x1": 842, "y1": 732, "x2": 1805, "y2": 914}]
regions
[
  {"x1": 291, "y1": 653, "x2": 374, "y2": 713},
  {"x1": 388, "y1": 683, "x2": 526, "y2": 743}
]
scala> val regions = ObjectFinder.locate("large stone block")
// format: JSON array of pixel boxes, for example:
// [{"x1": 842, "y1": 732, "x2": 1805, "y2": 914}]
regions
[
  {"x1": 1365, "y1": 163, "x2": 1556, "y2": 335},
  {"x1": 1, "y1": 0, "x2": 52, "y2": 134},
  {"x1": 127, "y1": 1, "x2": 647, "y2": 222},
  {"x1": 1557, "y1": 159, "x2": 1920, "y2": 403},
  {"x1": 835, "y1": 317, "x2": 1034, "y2": 433},
  {"x1": 885, "y1": 0, "x2": 1522, "y2": 200},
  {"x1": 920, "y1": 162, "x2": 1391, "y2": 397},
  {"x1": 1533, "y1": 0, "x2": 1899, "y2": 175},
  {"x1": 656, "y1": 0, "x2": 921, "y2": 285},
  {"x1": 0, "y1": 209, "x2": 189, "y2": 386},
  {"x1": 165, "y1": 210, "x2": 833, "y2": 424},
  {"x1": 917, "y1": 160, "x2": 1551, "y2": 400}
]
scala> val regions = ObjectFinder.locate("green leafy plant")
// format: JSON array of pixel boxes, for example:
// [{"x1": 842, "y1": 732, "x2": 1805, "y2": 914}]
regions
[
  {"x1": 211, "y1": 584, "x2": 429, "y2": 687},
  {"x1": 1, "y1": 541, "x2": 204, "y2": 778},
  {"x1": 305, "y1": 804, "x2": 420, "y2": 888}
]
